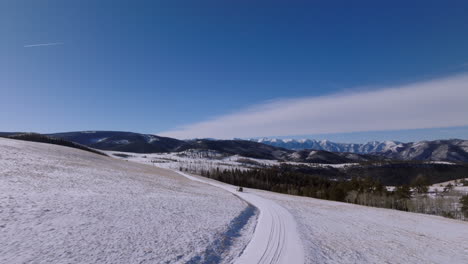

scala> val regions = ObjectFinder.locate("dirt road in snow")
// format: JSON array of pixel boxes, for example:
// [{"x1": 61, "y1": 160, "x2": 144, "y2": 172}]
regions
[{"x1": 176, "y1": 171, "x2": 305, "y2": 264}]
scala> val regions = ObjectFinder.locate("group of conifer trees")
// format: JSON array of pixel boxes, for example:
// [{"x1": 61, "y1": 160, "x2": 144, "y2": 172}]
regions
[{"x1": 189, "y1": 165, "x2": 467, "y2": 220}]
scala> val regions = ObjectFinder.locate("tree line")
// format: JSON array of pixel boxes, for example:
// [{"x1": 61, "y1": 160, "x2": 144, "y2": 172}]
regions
[{"x1": 188, "y1": 165, "x2": 467, "y2": 221}]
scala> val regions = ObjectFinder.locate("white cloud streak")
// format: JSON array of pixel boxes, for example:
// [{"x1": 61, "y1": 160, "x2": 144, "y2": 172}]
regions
[
  {"x1": 160, "y1": 74, "x2": 468, "y2": 139},
  {"x1": 23, "y1": 42, "x2": 64, "y2": 48}
]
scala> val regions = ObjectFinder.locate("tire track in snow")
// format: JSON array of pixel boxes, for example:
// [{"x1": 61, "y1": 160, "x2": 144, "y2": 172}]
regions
[{"x1": 175, "y1": 171, "x2": 305, "y2": 264}]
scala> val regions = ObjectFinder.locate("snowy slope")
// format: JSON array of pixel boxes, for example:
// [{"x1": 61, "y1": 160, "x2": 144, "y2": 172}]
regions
[
  {"x1": 255, "y1": 191, "x2": 468, "y2": 264},
  {"x1": 0, "y1": 138, "x2": 254, "y2": 264}
]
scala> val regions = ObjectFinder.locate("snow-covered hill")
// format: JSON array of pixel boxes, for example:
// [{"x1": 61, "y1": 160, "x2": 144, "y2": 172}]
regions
[
  {"x1": 0, "y1": 138, "x2": 254, "y2": 263},
  {"x1": 49, "y1": 131, "x2": 187, "y2": 153}
]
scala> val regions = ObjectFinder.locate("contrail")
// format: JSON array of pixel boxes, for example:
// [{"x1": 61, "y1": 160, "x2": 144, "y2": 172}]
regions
[{"x1": 23, "y1": 42, "x2": 64, "y2": 48}]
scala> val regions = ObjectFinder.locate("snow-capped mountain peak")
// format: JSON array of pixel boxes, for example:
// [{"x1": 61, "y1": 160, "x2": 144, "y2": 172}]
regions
[
  {"x1": 248, "y1": 138, "x2": 404, "y2": 154},
  {"x1": 248, "y1": 138, "x2": 468, "y2": 162}
]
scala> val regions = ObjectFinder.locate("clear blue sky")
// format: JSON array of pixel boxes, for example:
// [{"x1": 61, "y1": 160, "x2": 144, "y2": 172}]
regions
[{"x1": 1, "y1": 0, "x2": 468, "y2": 142}]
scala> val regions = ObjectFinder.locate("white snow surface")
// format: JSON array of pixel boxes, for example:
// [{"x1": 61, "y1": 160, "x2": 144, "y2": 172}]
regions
[
  {"x1": 429, "y1": 178, "x2": 468, "y2": 194},
  {"x1": 255, "y1": 190, "x2": 468, "y2": 264},
  {"x1": 142, "y1": 134, "x2": 160, "y2": 143},
  {"x1": 0, "y1": 138, "x2": 254, "y2": 264},
  {"x1": 113, "y1": 139, "x2": 130, "y2": 144}
]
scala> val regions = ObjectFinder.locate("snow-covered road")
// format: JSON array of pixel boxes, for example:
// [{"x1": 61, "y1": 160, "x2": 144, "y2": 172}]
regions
[{"x1": 176, "y1": 171, "x2": 305, "y2": 264}]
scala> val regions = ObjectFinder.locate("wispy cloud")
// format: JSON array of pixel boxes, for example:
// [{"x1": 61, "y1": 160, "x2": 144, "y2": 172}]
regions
[
  {"x1": 23, "y1": 42, "x2": 64, "y2": 48},
  {"x1": 160, "y1": 73, "x2": 468, "y2": 139}
]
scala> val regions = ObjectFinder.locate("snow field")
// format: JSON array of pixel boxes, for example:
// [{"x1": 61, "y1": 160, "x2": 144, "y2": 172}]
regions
[
  {"x1": 255, "y1": 190, "x2": 468, "y2": 264},
  {"x1": 0, "y1": 138, "x2": 254, "y2": 264}
]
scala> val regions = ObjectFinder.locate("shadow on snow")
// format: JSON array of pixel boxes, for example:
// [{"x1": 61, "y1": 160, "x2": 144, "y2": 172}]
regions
[{"x1": 187, "y1": 204, "x2": 257, "y2": 264}]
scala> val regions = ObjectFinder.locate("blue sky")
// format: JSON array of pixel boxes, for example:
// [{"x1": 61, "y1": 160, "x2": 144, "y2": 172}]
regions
[{"x1": 1, "y1": 1, "x2": 468, "y2": 142}]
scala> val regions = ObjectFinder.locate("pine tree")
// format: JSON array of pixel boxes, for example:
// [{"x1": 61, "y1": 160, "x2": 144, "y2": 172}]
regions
[
  {"x1": 395, "y1": 185, "x2": 412, "y2": 199},
  {"x1": 411, "y1": 175, "x2": 429, "y2": 193}
]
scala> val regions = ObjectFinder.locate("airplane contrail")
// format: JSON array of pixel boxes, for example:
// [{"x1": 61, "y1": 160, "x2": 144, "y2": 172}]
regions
[{"x1": 23, "y1": 42, "x2": 64, "y2": 48}]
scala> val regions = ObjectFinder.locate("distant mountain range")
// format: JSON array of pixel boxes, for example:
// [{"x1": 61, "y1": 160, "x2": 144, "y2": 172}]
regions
[
  {"x1": 375, "y1": 139, "x2": 468, "y2": 162},
  {"x1": 250, "y1": 138, "x2": 402, "y2": 153},
  {"x1": 250, "y1": 138, "x2": 468, "y2": 162},
  {"x1": 23, "y1": 131, "x2": 383, "y2": 163},
  {"x1": 1, "y1": 131, "x2": 467, "y2": 163}
]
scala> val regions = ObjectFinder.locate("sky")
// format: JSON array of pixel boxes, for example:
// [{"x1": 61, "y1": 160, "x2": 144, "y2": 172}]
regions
[{"x1": 1, "y1": 0, "x2": 468, "y2": 142}]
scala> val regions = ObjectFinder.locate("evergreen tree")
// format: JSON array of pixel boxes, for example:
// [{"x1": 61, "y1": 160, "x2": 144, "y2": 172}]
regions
[
  {"x1": 411, "y1": 175, "x2": 429, "y2": 193},
  {"x1": 394, "y1": 185, "x2": 412, "y2": 199}
]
